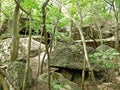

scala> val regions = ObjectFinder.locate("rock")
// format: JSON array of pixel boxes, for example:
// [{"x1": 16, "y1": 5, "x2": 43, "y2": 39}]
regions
[
  {"x1": 49, "y1": 43, "x2": 120, "y2": 85},
  {"x1": 88, "y1": 45, "x2": 120, "y2": 82},
  {"x1": 96, "y1": 45, "x2": 113, "y2": 52},
  {"x1": 115, "y1": 76, "x2": 120, "y2": 82},
  {"x1": 38, "y1": 72, "x2": 81, "y2": 90},
  {"x1": 90, "y1": 45, "x2": 119, "y2": 70},
  {"x1": 6, "y1": 61, "x2": 32, "y2": 90},
  {"x1": 19, "y1": 38, "x2": 45, "y2": 57},
  {"x1": 98, "y1": 83, "x2": 114, "y2": 90},
  {"x1": 50, "y1": 42, "x2": 95, "y2": 70},
  {"x1": 0, "y1": 38, "x2": 45, "y2": 62},
  {"x1": 71, "y1": 19, "x2": 114, "y2": 40},
  {"x1": 49, "y1": 42, "x2": 95, "y2": 84}
]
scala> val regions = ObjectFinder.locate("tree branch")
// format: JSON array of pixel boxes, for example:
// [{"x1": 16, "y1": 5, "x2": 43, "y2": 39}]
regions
[
  {"x1": 14, "y1": 0, "x2": 30, "y2": 15},
  {"x1": 49, "y1": 1, "x2": 61, "y2": 52},
  {"x1": 104, "y1": 0, "x2": 114, "y2": 6}
]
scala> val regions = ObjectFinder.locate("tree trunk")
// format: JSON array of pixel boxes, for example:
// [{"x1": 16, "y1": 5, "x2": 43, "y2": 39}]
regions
[
  {"x1": 10, "y1": 2, "x2": 20, "y2": 61},
  {"x1": 0, "y1": 72, "x2": 9, "y2": 90},
  {"x1": 104, "y1": 0, "x2": 119, "y2": 51},
  {"x1": 69, "y1": 20, "x2": 73, "y2": 41},
  {"x1": 42, "y1": 0, "x2": 51, "y2": 90},
  {"x1": 113, "y1": 1, "x2": 119, "y2": 51},
  {"x1": 76, "y1": 0, "x2": 97, "y2": 89},
  {"x1": 0, "y1": 0, "x2": 1, "y2": 26},
  {"x1": 58, "y1": 0, "x2": 97, "y2": 89},
  {"x1": 36, "y1": 31, "x2": 43, "y2": 78},
  {"x1": 22, "y1": 14, "x2": 32, "y2": 90}
]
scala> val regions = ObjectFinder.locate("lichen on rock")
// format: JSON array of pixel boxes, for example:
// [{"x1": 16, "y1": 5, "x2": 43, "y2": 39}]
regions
[{"x1": 6, "y1": 61, "x2": 32, "y2": 90}]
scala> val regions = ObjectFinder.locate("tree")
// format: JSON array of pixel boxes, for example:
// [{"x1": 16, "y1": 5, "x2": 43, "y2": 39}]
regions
[
  {"x1": 42, "y1": 0, "x2": 51, "y2": 90},
  {"x1": 75, "y1": 0, "x2": 97, "y2": 89},
  {"x1": 22, "y1": 13, "x2": 32, "y2": 90},
  {"x1": 0, "y1": 0, "x2": 1, "y2": 26},
  {"x1": 113, "y1": 0, "x2": 119, "y2": 51},
  {"x1": 10, "y1": 0, "x2": 20, "y2": 61},
  {"x1": 104, "y1": 0, "x2": 119, "y2": 51},
  {"x1": 0, "y1": 72, "x2": 9, "y2": 90}
]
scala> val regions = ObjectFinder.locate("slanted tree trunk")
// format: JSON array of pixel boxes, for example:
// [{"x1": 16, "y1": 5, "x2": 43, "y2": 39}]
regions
[
  {"x1": 40, "y1": 1, "x2": 61, "y2": 75},
  {"x1": 75, "y1": 1, "x2": 85, "y2": 89},
  {"x1": 36, "y1": 31, "x2": 43, "y2": 78},
  {"x1": 58, "y1": 0, "x2": 97, "y2": 89},
  {"x1": 75, "y1": 0, "x2": 97, "y2": 89},
  {"x1": 22, "y1": 13, "x2": 32, "y2": 90},
  {"x1": 42, "y1": 0, "x2": 51, "y2": 90},
  {"x1": 0, "y1": 72, "x2": 9, "y2": 90},
  {"x1": 49, "y1": 2, "x2": 61, "y2": 52},
  {"x1": 10, "y1": 1, "x2": 20, "y2": 61}
]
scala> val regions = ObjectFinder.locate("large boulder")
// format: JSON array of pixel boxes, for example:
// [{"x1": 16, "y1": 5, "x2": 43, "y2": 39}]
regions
[
  {"x1": 38, "y1": 72, "x2": 81, "y2": 90},
  {"x1": 6, "y1": 61, "x2": 32, "y2": 90},
  {"x1": 49, "y1": 43, "x2": 120, "y2": 84},
  {"x1": 49, "y1": 42, "x2": 95, "y2": 83},
  {"x1": 89, "y1": 45, "x2": 120, "y2": 70},
  {"x1": 50, "y1": 42, "x2": 95, "y2": 70},
  {"x1": 0, "y1": 38, "x2": 45, "y2": 62},
  {"x1": 96, "y1": 45, "x2": 113, "y2": 52}
]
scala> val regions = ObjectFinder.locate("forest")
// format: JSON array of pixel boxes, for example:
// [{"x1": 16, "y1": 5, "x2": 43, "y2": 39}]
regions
[{"x1": 0, "y1": 0, "x2": 120, "y2": 90}]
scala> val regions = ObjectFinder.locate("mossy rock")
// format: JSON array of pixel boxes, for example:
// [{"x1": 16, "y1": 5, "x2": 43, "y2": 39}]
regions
[
  {"x1": 96, "y1": 45, "x2": 113, "y2": 52},
  {"x1": 90, "y1": 45, "x2": 119, "y2": 70},
  {"x1": 38, "y1": 72, "x2": 81, "y2": 90},
  {"x1": 50, "y1": 42, "x2": 95, "y2": 70},
  {"x1": 6, "y1": 61, "x2": 32, "y2": 90}
]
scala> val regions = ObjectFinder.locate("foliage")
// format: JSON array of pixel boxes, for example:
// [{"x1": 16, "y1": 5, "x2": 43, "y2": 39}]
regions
[
  {"x1": 1, "y1": 0, "x2": 120, "y2": 38},
  {"x1": 55, "y1": 31, "x2": 70, "y2": 42},
  {"x1": 50, "y1": 72, "x2": 65, "y2": 90},
  {"x1": 89, "y1": 48, "x2": 120, "y2": 69},
  {"x1": 52, "y1": 82, "x2": 64, "y2": 90}
]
